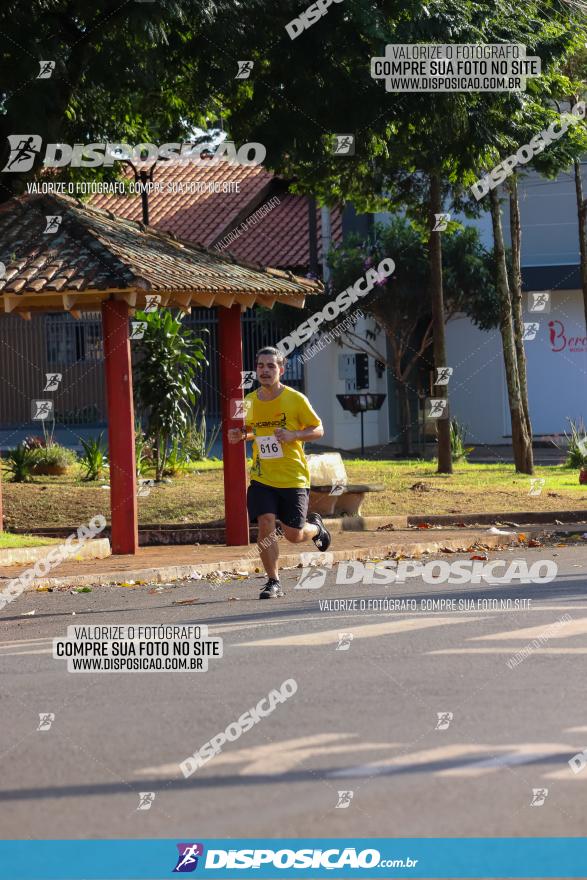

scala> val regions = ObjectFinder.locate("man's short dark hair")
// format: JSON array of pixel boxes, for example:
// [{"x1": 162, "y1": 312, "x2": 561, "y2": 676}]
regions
[{"x1": 256, "y1": 346, "x2": 285, "y2": 365}]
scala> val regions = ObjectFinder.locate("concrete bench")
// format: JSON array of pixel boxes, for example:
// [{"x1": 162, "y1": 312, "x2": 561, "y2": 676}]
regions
[{"x1": 309, "y1": 482, "x2": 385, "y2": 517}]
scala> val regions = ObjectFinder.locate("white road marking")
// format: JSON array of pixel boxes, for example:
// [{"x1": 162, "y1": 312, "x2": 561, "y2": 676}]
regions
[
  {"x1": 136, "y1": 733, "x2": 400, "y2": 778},
  {"x1": 330, "y1": 743, "x2": 574, "y2": 779},
  {"x1": 234, "y1": 616, "x2": 483, "y2": 647},
  {"x1": 429, "y1": 648, "x2": 587, "y2": 656},
  {"x1": 472, "y1": 617, "x2": 587, "y2": 641}
]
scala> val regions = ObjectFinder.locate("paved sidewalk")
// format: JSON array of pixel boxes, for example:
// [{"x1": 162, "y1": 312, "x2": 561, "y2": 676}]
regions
[{"x1": 0, "y1": 524, "x2": 566, "y2": 592}]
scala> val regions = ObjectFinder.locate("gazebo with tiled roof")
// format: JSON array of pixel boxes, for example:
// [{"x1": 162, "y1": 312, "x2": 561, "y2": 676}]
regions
[{"x1": 0, "y1": 194, "x2": 321, "y2": 553}]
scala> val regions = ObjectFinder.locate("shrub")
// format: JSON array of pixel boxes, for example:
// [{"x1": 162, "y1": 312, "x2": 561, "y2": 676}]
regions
[
  {"x1": 29, "y1": 443, "x2": 77, "y2": 475},
  {"x1": 4, "y1": 445, "x2": 37, "y2": 482},
  {"x1": 450, "y1": 419, "x2": 474, "y2": 462},
  {"x1": 563, "y1": 418, "x2": 587, "y2": 468},
  {"x1": 80, "y1": 434, "x2": 108, "y2": 481}
]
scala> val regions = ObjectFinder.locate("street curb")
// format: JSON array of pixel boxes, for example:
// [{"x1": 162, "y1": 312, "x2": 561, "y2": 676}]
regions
[
  {"x1": 8, "y1": 510, "x2": 587, "y2": 545},
  {"x1": 13, "y1": 529, "x2": 560, "y2": 592},
  {"x1": 0, "y1": 538, "x2": 111, "y2": 569}
]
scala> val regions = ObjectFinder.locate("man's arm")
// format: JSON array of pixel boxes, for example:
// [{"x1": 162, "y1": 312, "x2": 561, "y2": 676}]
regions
[
  {"x1": 294, "y1": 423, "x2": 324, "y2": 441},
  {"x1": 274, "y1": 422, "x2": 324, "y2": 443}
]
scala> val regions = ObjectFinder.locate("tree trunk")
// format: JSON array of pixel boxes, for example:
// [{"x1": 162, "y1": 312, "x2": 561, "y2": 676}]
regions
[
  {"x1": 489, "y1": 188, "x2": 533, "y2": 474},
  {"x1": 397, "y1": 381, "x2": 412, "y2": 456},
  {"x1": 428, "y1": 173, "x2": 452, "y2": 473},
  {"x1": 573, "y1": 158, "x2": 587, "y2": 333},
  {"x1": 508, "y1": 174, "x2": 534, "y2": 474}
]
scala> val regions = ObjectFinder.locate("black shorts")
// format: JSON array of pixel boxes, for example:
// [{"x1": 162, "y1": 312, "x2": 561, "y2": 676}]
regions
[{"x1": 247, "y1": 480, "x2": 310, "y2": 530}]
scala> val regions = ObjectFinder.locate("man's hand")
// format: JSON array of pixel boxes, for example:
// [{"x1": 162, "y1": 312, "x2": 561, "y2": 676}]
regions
[
  {"x1": 228, "y1": 428, "x2": 245, "y2": 444},
  {"x1": 274, "y1": 428, "x2": 298, "y2": 443}
]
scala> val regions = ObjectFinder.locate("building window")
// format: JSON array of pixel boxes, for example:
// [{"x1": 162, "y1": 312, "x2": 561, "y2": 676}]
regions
[{"x1": 45, "y1": 313, "x2": 103, "y2": 367}]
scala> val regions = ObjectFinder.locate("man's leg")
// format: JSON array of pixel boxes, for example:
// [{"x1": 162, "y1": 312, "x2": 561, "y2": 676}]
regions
[
  {"x1": 257, "y1": 513, "x2": 280, "y2": 580},
  {"x1": 281, "y1": 522, "x2": 319, "y2": 544},
  {"x1": 279, "y1": 489, "x2": 331, "y2": 551}
]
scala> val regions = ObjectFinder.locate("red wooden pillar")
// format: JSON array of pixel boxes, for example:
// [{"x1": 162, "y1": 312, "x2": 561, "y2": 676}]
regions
[
  {"x1": 101, "y1": 299, "x2": 138, "y2": 555},
  {"x1": 218, "y1": 304, "x2": 249, "y2": 546}
]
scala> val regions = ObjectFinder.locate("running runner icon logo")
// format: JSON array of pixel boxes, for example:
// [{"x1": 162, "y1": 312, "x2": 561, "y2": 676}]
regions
[
  {"x1": 295, "y1": 551, "x2": 334, "y2": 589},
  {"x1": 173, "y1": 843, "x2": 204, "y2": 872},
  {"x1": 2, "y1": 135, "x2": 42, "y2": 172}
]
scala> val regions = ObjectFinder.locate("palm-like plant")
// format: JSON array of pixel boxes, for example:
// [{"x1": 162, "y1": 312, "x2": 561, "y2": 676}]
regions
[
  {"x1": 133, "y1": 310, "x2": 207, "y2": 481},
  {"x1": 4, "y1": 445, "x2": 36, "y2": 482},
  {"x1": 79, "y1": 433, "x2": 108, "y2": 481}
]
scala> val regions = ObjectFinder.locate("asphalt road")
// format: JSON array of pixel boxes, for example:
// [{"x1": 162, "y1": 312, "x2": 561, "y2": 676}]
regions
[{"x1": 2, "y1": 544, "x2": 587, "y2": 840}]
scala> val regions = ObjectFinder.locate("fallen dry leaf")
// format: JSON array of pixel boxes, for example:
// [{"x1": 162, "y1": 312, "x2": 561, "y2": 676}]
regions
[
  {"x1": 417, "y1": 522, "x2": 432, "y2": 529},
  {"x1": 517, "y1": 533, "x2": 527, "y2": 542},
  {"x1": 528, "y1": 539, "x2": 542, "y2": 547},
  {"x1": 470, "y1": 553, "x2": 488, "y2": 561},
  {"x1": 172, "y1": 599, "x2": 200, "y2": 606}
]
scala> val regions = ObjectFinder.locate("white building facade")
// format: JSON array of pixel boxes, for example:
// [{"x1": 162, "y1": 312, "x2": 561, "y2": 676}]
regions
[{"x1": 305, "y1": 170, "x2": 587, "y2": 450}]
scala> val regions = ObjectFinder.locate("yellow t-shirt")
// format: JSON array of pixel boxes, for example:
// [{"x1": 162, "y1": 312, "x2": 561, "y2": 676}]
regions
[{"x1": 245, "y1": 386, "x2": 321, "y2": 488}]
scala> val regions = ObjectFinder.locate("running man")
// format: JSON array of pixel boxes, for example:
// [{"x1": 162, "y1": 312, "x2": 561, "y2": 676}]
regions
[{"x1": 228, "y1": 346, "x2": 331, "y2": 599}]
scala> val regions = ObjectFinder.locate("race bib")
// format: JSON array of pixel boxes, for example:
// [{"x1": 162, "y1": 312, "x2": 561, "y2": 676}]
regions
[{"x1": 257, "y1": 434, "x2": 283, "y2": 459}]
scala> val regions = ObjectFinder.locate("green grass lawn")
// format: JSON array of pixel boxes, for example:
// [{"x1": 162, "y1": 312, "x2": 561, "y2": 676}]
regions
[
  {"x1": 1, "y1": 459, "x2": 586, "y2": 531},
  {"x1": 0, "y1": 532, "x2": 59, "y2": 549}
]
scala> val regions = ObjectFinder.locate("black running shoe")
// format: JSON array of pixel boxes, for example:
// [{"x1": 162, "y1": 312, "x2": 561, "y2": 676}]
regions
[
  {"x1": 306, "y1": 512, "x2": 332, "y2": 552},
  {"x1": 259, "y1": 578, "x2": 284, "y2": 599}
]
